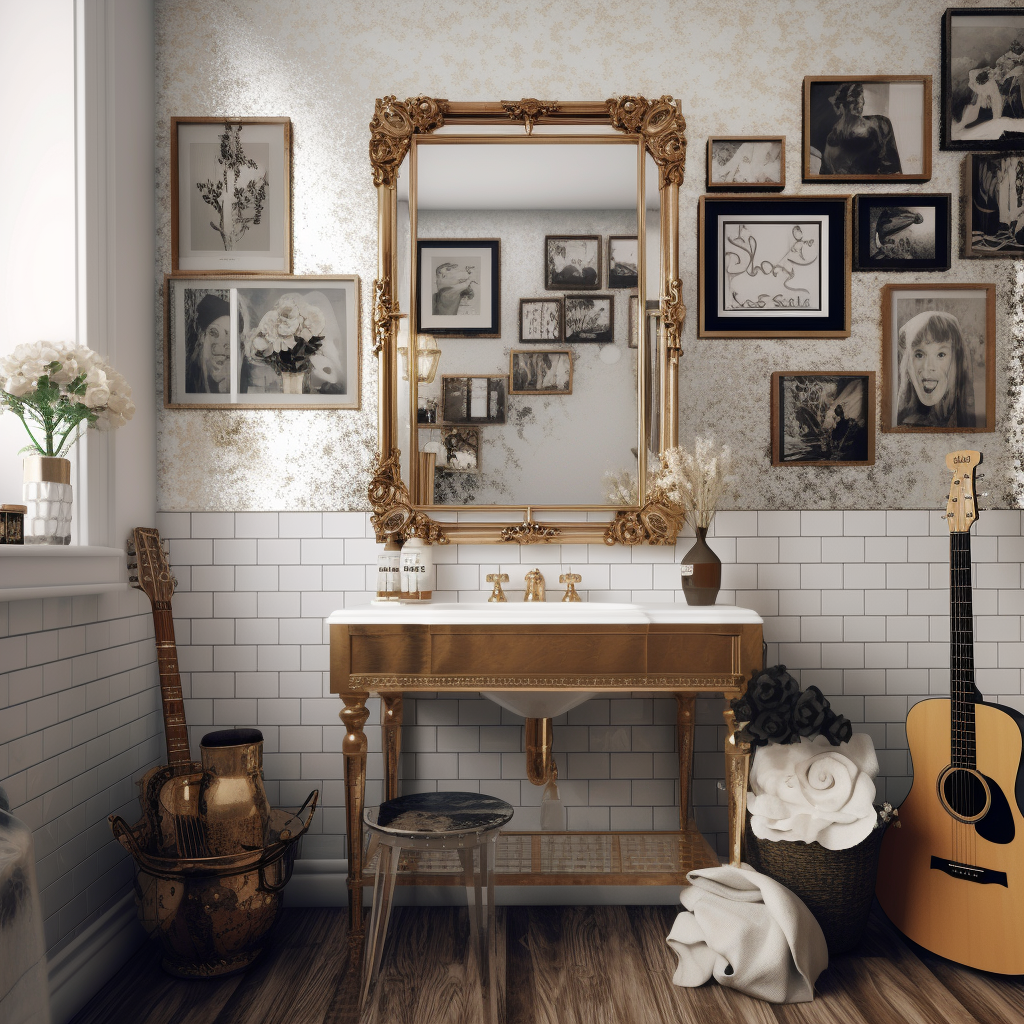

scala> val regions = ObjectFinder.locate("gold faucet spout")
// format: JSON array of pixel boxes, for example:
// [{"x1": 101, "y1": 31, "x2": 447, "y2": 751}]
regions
[{"x1": 523, "y1": 568, "x2": 546, "y2": 602}]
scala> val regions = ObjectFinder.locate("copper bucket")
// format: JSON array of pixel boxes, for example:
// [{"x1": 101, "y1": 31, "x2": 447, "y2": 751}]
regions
[{"x1": 200, "y1": 728, "x2": 271, "y2": 856}]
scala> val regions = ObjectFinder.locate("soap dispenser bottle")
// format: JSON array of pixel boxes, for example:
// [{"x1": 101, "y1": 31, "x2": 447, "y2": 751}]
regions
[
  {"x1": 375, "y1": 536, "x2": 402, "y2": 601},
  {"x1": 400, "y1": 536, "x2": 435, "y2": 601}
]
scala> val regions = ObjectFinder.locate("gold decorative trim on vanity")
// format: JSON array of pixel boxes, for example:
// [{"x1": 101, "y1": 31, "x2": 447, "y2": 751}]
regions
[{"x1": 349, "y1": 674, "x2": 746, "y2": 692}]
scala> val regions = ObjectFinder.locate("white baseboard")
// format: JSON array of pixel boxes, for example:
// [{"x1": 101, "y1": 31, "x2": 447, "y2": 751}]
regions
[
  {"x1": 47, "y1": 893, "x2": 145, "y2": 1024},
  {"x1": 287, "y1": 859, "x2": 684, "y2": 908}
]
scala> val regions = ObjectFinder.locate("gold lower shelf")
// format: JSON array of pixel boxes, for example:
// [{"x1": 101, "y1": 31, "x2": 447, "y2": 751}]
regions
[{"x1": 361, "y1": 829, "x2": 719, "y2": 887}]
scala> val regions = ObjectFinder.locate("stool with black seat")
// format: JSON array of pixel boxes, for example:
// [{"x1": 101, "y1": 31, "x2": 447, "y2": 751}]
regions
[{"x1": 359, "y1": 791, "x2": 514, "y2": 1021}]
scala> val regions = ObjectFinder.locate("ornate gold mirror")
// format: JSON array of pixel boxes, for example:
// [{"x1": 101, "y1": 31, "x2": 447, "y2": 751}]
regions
[{"x1": 368, "y1": 97, "x2": 685, "y2": 546}]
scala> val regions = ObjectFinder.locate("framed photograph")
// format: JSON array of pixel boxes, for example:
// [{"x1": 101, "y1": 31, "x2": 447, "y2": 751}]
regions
[
  {"x1": 771, "y1": 372, "x2": 875, "y2": 466},
  {"x1": 881, "y1": 283, "x2": 995, "y2": 433},
  {"x1": 509, "y1": 349, "x2": 573, "y2": 395},
  {"x1": 164, "y1": 275, "x2": 360, "y2": 409},
  {"x1": 608, "y1": 236, "x2": 639, "y2": 288},
  {"x1": 417, "y1": 393, "x2": 439, "y2": 424},
  {"x1": 943, "y1": 8, "x2": 1024, "y2": 150},
  {"x1": 707, "y1": 136, "x2": 786, "y2": 189},
  {"x1": 416, "y1": 240, "x2": 500, "y2": 336},
  {"x1": 628, "y1": 295, "x2": 640, "y2": 349},
  {"x1": 803, "y1": 76, "x2": 932, "y2": 181},
  {"x1": 564, "y1": 295, "x2": 614, "y2": 344},
  {"x1": 438, "y1": 426, "x2": 480, "y2": 473},
  {"x1": 441, "y1": 375, "x2": 507, "y2": 424},
  {"x1": 545, "y1": 235, "x2": 601, "y2": 290},
  {"x1": 698, "y1": 195, "x2": 851, "y2": 338},
  {"x1": 963, "y1": 153, "x2": 1024, "y2": 256},
  {"x1": 519, "y1": 298, "x2": 563, "y2": 342},
  {"x1": 171, "y1": 117, "x2": 291, "y2": 273},
  {"x1": 854, "y1": 193, "x2": 952, "y2": 271}
]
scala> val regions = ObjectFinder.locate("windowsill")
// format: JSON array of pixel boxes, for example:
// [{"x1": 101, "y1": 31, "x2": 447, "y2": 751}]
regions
[{"x1": 0, "y1": 546, "x2": 126, "y2": 601}]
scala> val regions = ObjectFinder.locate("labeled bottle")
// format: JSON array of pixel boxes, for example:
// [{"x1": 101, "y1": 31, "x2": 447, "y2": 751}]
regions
[
  {"x1": 400, "y1": 536, "x2": 434, "y2": 601},
  {"x1": 376, "y1": 537, "x2": 402, "y2": 601}
]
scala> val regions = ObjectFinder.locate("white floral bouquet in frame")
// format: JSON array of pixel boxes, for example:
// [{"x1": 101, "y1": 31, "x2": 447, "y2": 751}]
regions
[
  {"x1": 246, "y1": 295, "x2": 326, "y2": 375},
  {"x1": 0, "y1": 342, "x2": 135, "y2": 457},
  {"x1": 654, "y1": 436, "x2": 734, "y2": 530}
]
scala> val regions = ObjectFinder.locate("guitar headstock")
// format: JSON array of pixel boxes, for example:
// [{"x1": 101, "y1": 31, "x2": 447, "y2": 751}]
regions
[
  {"x1": 944, "y1": 450, "x2": 982, "y2": 534},
  {"x1": 127, "y1": 527, "x2": 176, "y2": 605}
]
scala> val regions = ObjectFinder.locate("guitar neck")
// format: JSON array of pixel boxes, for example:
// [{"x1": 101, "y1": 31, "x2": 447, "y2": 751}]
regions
[
  {"x1": 950, "y1": 531, "x2": 976, "y2": 769},
  {"x1": 152, "y1": 605, "x2": 192, "y2": 770}
]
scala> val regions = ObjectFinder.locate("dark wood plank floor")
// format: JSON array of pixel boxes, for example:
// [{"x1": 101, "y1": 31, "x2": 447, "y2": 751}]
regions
[{"x1": 69, "y1": 904, "x2": 1024, "y2": 1024}]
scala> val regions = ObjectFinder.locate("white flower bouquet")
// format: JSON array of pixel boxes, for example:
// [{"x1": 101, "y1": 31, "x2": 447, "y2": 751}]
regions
[
  {"x1": 0, "y1": 342, "x2": 135, "y2": 457},
  {"x1": 654, "y1": 436, "x2": 733, "y2": 530},
  {"x1": 247, "y1": 296, "x2": 326, "y2": 375}
]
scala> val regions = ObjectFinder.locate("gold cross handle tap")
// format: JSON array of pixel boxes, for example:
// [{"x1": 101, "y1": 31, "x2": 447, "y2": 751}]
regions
[
  {"x1": 486, "y1": 573, "x2": 509, "y2": 603},
  {"x1": 559, "y1": 572, "x2": 582, "y2": 602}
]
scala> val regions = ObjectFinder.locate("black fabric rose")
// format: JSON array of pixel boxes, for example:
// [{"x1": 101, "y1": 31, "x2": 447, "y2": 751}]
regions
[
  {"x1": 748, "y1": 666, "x2": 800, "y2": 711},
  {"x1": 729, "y1": 694, "x2": 758, "y2": 723},
  {"x1": 792, "y1": 685, "x2": 828, "y2": 737},
  {"x1": 744, "y1": 709, "x2": 795, "y2": 746},
  {"x1": 821, "y1": 709, "x2": 854, "y2": 746}
]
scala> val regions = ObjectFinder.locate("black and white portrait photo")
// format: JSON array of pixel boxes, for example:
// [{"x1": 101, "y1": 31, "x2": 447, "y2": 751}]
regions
[
  {"x1": 944, "y1": 9, "x2": 1024, "y2": 148},
  {"x1": 564, "y1": 295, "x2": 614, "y2": 344},
  {"x1": 772, "y1": 372, "x2": 875, "y2": 466},
  {"x1": 439, "y1": 426, "x2": 479, "y2": 473},
  {"x1": 882, "y1": 284, "x2": 995, "y2": 433},
  {"x1": 608, "y1": 236, "x2": 639, "y2": 288},
  {"x1": 707, "y1": 137, "x2": 785, "y2": 188},
  {"x1": 964, "y1": 153, "x2": 1024, "y2": 257},
  {"x1": 417, "y1": 240, "x2": 500, "y2": 335},
  {"x1": 545, "y1": 235, "x2": 601, "y2": 290},
  {"x1": 519, "y1": 298, "x2": 563, "y2": 342},
  {"x1": 441, "y1": 375, "x2": 507, "y2": 424},
  {"x1": 854, "y1": 193, "x2": 952, "y2": 271},
  {"x1": 509, "y1": 350, "x2": 572, "y2": 395},
  {"x1": 804, "y1": 77, "x2": 929, "y2": 180},
  {"x1": 172, "y1": 118, "x2": 291, "y2": 272}
]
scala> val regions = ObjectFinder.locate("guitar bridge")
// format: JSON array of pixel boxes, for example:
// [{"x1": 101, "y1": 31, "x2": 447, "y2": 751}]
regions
[{"x1": 930, "y1": 856, "x2": 1007, "y2": 887}]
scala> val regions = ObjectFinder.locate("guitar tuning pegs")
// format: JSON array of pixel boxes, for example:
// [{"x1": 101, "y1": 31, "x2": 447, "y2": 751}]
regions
[
  {"x1": 128, "y1": 575, "x2": 139, "y2": 584},
  {"x1": 171, "y1": 577, "x2": 178, "y2": 591},
  {"x1": 127, "y1": 561, "x2": 137, "y2": 570},
  {"x1": 126, "y1": 540, "x2": 136, "y2": 555},
  {"x1": 161, "y1": 540, "x2": 170, "y2": 555}
]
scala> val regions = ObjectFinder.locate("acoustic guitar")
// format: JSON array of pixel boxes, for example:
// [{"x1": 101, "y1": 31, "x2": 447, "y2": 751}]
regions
[
  {"x1": 877, "y1": 451, "x2": 1024, "y2": 974},
  {"x1": 128, "y1": 527, "x2": 206, "y2": 857}
]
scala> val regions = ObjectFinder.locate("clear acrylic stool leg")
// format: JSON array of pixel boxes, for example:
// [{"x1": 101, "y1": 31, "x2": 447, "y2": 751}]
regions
[
  {"x1": 460, "y1": 836, "x2": 498, "y2": 1024},
  {"x1": 360, "y1": 840, "x2": 402, "y2": 1012}
]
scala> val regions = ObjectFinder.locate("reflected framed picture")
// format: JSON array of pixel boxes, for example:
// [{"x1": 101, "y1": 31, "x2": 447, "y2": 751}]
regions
[
  {"x1": 509, "y1": 349, "x2": 572, "y2": 395},
  {"x1": 963, "y1": 153, "x2": 1024, "y2": 256},
  {"x1": 519, "y1": 298, "x2": 563, "y2": 342},
  {"x1": 171, "y1": 117, "x2": 291, "y2": 273},
  {"x1": 438, "y1": 426, "x2": 480, "y2": 473},
  {"x1": 164, "y1": 274, "x2": 360, "y2": 409},
  {"x1": 771, "y1": 371, "x2": 875, "y2": 466},
  {"x1": 803, "y1": 76, "x2": 932, "y2": 181},
  {"x1": 441, "y1": 375, "x2": 507, "y2": 424},
  {"x1": 942, "y1": 8, "x2": 1024, "y2": 150},
  {"x1": 545, "y1": 235, "x2": 601, "y2": 290},
  {"x1": 564, "y1": 295, "x2": 614, "y2": 344},
  {"x1": 698, "y1": 195, "x2": 851, "y2": 338},
  {"x1": 881, "y1": 283, "x2": 995, "y2": 433},
  {"x1": 707, "y1": 136, "x2": 786, "y2": 189},
  {"x1": 416, "y1": 239, "x2": 500, "y2": 336},
  {"x1": 854, "y1": 193, "x2": 952, "y2": 270},
  {"x1": 608, "y1": 236, "x2": 639, "y2": 288}
]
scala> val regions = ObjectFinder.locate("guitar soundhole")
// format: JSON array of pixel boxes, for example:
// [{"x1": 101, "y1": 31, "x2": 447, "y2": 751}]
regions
[{"x1": 940, "y1": 767, "x2": 990, "y2": 823}]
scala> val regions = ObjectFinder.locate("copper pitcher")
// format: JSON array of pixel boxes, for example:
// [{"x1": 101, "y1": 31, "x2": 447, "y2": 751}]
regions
[{"x1": 199, "y1": 729, "x2": 271, "y2": 856}]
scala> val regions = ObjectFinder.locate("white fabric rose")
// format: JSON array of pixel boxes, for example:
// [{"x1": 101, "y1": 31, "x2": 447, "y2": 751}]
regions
[
  {"x1": 5, "y1": 375, "x2": 34, "y2": 397},
  {"x1": 747, "y1": 734, "x2": 879, "y2": 850}
]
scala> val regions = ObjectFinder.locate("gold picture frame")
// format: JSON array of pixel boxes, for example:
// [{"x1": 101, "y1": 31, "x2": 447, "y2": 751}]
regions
[
  {"x1": 706, "y1": 135, "x2": 785, "y2": 190},
  {"x1": 509, "y1": 349, "x2": 573, "y2": 395}
]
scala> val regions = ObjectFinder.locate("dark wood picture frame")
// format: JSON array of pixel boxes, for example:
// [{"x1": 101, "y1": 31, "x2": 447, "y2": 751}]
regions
[
  {"x1": 170, "y1": 116, "x2": 292, "y2": 274},
  {"x1": 607, "y1": 235, "x2": 639, "y2": 288},
  {"x1": 942, "y1": 7, "x2": 1024, "y2": 151},
  {"x1": 854, "y1": 193, "x2": 953, "y2": 271},
  {"x1": 508, "y1": 349, "x2": 573, "y2": 395},
  {"x1": 706, "y1": 136, "x2": 786, "y2": 190},
  {"x1": 441, "y1": 374, "x2": 507, "y2": 424},
  {"x1": 881, "y1": 282, "x2": 996, "y2": 433},
  {"x1": 803, "y1": 76, "x2": 932, "y2": 182},
  {"x1": 771, "y1": 371, "x2": 876, "y2": 466},
  {"x1": 962, "y1": 153, "x2": 1024, "y2": 257},
  {"x1": 519, "y1": 297, "x2": 564, "y2": 342},
  {"x1": 416, "y1": 239, "x2": 501, "y2": 337},
  {"x1": 545, "y1": 234, "x2": 602, "y2": 290},
  {"x1": 564, "y1": 294, "x2": 615, "y2": 344},
  {"x1": 698, "y1": 195, "x2": 852, "y2": 339}
]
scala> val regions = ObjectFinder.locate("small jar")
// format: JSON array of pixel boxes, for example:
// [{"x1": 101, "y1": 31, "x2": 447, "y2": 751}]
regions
[
  {"x1": 376, "y1": 537, "x2": 402, "y2": 601},
  {"x1": 0, "y1": 504, "x2": 26, "y2": 545}
]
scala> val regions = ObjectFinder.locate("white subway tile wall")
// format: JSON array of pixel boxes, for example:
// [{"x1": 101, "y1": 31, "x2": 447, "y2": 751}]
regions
[{"x1": 0, "y1": 589, "x2": 160, "y2": 958}]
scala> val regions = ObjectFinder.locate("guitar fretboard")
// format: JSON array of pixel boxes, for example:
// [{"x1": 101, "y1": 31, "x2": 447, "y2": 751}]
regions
[
  {"x1": 950, "y1": 531, "x2": 976, "y2": 769},
  {"x1": 153, "y1": 605, "x2": 192, "y2": 770}
]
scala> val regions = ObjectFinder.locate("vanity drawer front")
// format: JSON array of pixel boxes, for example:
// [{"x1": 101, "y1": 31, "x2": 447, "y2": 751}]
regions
[{"x1": 647, "y1": 627, "x2": 746, "y2": 676}]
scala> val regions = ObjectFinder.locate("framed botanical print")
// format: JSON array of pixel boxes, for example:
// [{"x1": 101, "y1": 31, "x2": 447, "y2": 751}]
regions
[
  {"x1": 881, "y1": 283, "x2": 995, "y2": 433},
  {"x1": 771, "y1": 372, "x2": 875, "y2": 466},
  {"x1": 698, "y1": 195, "x2": 852, "y2": 338},
  {"x1": 519, "y1": 298, "x2": 563, "y2": 342},
  {"x1": 171, "y1": 117, "x2": 292, "y2": 273},
  {"x1": 803, "y1": 76, "x2": 932, "y2": 182},
  {"x1": 509, "y1": 350, "x2": 573, "y2": 395},
  {"x1": 164, "y1": 275, "x2": 360, "y2": 409},
  {"x1": 607, "y1": 236, "x2": 639, "y2": 288},
  {"x1": 962, "y1": 153, "x2": 1024, "y2": 256},
  {"x1": 441, "y1": 375, "x2": 507, "y2": 424},
  {"x1": 564, "y1": 295, "x2": 614, "y2": 344},
  {"x1": 942, "y1": 8, "x2": 1024, "y2": 150},
  {"x1": 416, "y1": 240, "x2": 500, "y2": 336},
  {"x1": 707, "y1": 136, "x2": 786, "y2": 189},
  {"x1": 854, "y1": 193, "x2": 953, "y2": 271},
  {"x1": 438, "y1": 426, "x2": 480, "y2": 473},
  {"x1": 545, "y1": 235, "x2": 601, "y2": 290}
]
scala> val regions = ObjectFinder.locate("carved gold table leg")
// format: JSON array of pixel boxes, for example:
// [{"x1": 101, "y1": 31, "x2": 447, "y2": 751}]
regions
[
  {"x1": 382, "y1": 694, "x2": 403, "y2": 802},
  {"x1": 675, "y1": 693, "x2": 696, "y2": 829},
  {"x1": 722, "y1": 708, "x2": 751, "y2": 868},
  {"x1": 342, "y1": 692, "x2": 370, "y2": 952}
]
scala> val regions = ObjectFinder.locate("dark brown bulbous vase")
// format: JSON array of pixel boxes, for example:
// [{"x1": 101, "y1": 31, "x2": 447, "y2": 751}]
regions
[{"x1": 680, "y1": 526, "x2": 722, "y2": 606}]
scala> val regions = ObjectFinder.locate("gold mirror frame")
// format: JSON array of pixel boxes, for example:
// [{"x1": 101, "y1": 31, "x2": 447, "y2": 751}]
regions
[{"x1": 368, "y1": 96, "x2": 686, "y2": 546}]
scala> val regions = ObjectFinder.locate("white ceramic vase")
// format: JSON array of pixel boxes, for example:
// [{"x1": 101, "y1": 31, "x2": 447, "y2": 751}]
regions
[
  {"x1": 280, "y1": 369, "x2": 306, "y2": 394},
  {"x1": 23, "y1": 457, "x2": 72, "y2": 545}
]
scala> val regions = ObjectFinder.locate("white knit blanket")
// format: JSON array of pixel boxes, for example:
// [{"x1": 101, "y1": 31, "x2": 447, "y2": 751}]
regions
[{"x1": 667, "y1": 865, "x2": 828, "y2": 1004}]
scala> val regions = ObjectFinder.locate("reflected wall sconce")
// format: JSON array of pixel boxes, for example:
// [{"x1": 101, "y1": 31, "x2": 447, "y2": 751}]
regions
[{"x1": 398, "y1": 334, "x2": 441, "y2": 385}]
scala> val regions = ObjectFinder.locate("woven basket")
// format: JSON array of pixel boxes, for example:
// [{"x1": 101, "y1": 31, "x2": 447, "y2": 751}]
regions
[{"x1": 743, "y1": 812, "x2": 889, "y2": 956}]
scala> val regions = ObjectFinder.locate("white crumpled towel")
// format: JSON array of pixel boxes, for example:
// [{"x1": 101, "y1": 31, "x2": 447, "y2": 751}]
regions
[
  {"x1": 666, "y1": 865, "x2": 828, "y2": 1003},
  {"x1": 748, "y1": 733, "x2": 879, "y2": 850}
]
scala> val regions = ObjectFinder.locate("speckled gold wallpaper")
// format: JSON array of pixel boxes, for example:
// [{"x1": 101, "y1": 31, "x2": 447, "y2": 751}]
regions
[{"x1": 155, "y1": 0, "x2": 1022, "y2": 510}]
